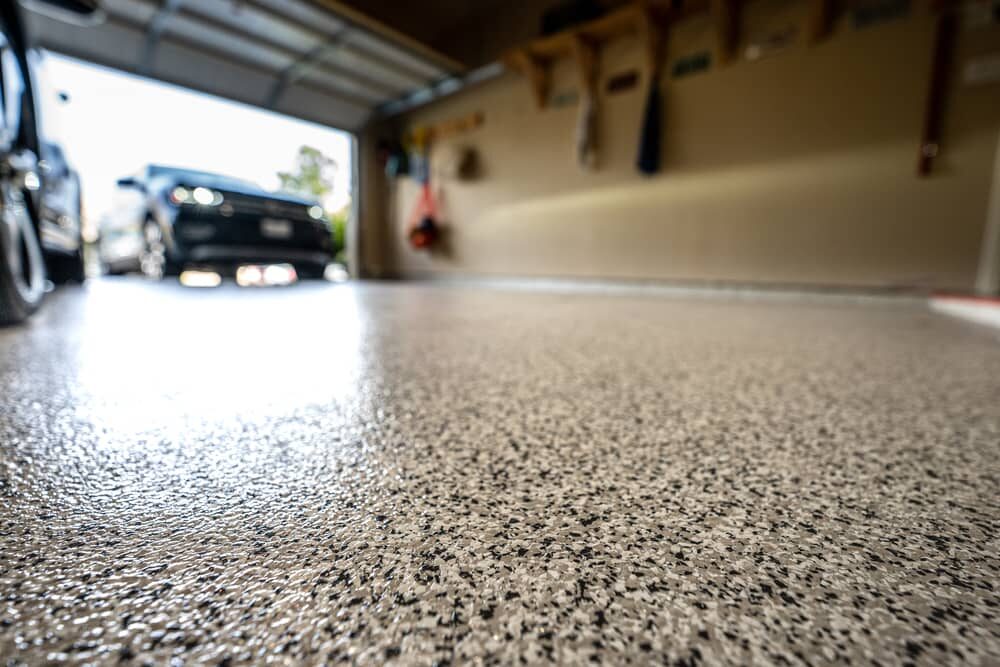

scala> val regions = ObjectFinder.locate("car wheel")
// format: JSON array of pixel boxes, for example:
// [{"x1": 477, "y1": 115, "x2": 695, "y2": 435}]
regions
[
  {"x1": 140, "y1": 220, "x2": 167, "y2": 280},
  {"x1": 0, "y1": 180, "x2": 46, "y2": 325}
]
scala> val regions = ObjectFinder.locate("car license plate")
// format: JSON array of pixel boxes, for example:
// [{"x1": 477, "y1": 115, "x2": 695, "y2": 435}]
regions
[{"x1": 260, "y1": 218, "x2": 293, "y2": 239}]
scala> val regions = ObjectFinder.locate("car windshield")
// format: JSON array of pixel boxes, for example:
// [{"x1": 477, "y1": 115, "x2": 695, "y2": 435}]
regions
[{"x1": 149, "y1": 165, "x2": 262, "y2": 191}]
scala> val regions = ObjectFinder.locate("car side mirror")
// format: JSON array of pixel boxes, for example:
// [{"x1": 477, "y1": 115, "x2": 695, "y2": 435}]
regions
[{"x1": 116, "y1": 177, "x2": 145, "y2": 192}]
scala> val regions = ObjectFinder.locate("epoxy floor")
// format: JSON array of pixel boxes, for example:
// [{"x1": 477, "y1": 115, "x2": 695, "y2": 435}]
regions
[{"x1": 1, "y1": 279, "x2": 999, "y2": 665}]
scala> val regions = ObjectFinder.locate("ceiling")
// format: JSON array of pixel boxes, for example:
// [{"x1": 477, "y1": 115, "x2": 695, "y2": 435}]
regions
[
  {"x1": 334, "y1": 0, "x2": 511, "y2": 58},
  {"x1": 333, "y1": 0, "x2": 631, "y2": 69},
  {"x1": 21, "y1": 0, "x2": 465, "y2": 132}
]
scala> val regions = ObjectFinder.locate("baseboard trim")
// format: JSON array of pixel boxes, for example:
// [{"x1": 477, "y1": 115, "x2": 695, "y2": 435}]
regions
[{"x1": 380, "y1": 272, "x2": 930, "y2": 305}]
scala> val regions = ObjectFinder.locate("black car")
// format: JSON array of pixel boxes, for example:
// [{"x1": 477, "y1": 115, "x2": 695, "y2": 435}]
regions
[
  {"x1": 0, "y1": 0, "x2": 94, "y2": 325},
  {"x1": 101, "y1": 165, "x2": 334, "y2": 280}
]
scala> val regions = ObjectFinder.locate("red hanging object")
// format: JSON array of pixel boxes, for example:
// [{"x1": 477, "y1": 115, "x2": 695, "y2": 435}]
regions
[
  {"x1": 406, "y1": 126, "x2": 441, "y2": 250},
  {"x1": 408, "y1": 181, "x2": 440, "y2": 250}
]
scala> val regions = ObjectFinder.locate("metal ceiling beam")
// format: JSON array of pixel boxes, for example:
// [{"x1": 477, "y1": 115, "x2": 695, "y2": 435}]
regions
[
  {"x1": 141, "y1": 0, "x2": 183, "y2": 74},
  {"x1": 266, "y1": 27, "x2": 351, "y2": 109}
]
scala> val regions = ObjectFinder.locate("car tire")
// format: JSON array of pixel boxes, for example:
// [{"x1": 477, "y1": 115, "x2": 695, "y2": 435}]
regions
[
  {"x1": 140, "y1": 219, "x2": 177, "y2": 280},
  {"x1": 0, "y1": 180, "x2": 46, "y2": 325}
]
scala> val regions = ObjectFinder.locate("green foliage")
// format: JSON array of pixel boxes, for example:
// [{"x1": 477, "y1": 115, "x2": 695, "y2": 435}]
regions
[
  {"x1": 277, "y1": 146, "x2": 336, "y2": 201},
  {"x1": 329, "y1": 206, "x2": 349, "y2": 257},
  {"x1": 277, "y1": 145, "x2": 349, "y2": 259}
]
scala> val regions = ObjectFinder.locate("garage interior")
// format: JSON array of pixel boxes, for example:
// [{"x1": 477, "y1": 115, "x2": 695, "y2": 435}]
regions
[{"x1": 2, "y1": 0, "x2": 1000, "y2": 665}]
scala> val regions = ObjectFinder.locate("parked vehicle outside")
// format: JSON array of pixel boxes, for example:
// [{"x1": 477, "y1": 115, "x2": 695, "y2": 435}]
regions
[{"x1": 100, "y1": 165, "x2": 333, "y2": 280}]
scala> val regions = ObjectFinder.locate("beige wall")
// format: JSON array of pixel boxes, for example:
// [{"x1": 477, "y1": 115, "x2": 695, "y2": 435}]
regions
[{"x1": 360, "y1": 2, "x2": 1000, "y2": 291}]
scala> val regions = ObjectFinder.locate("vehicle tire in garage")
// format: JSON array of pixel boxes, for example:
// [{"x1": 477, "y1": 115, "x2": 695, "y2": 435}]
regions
[
  {"x1": 0, "y1": 181, "x2": 46, "y2": 325},
  {"x1": 140, "y1": 219, "x2": 178, "y2": 280}
]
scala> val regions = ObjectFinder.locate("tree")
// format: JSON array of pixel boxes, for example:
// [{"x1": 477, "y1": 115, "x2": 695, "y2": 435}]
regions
[
  {"x1": 277, "y1": 146, "x2": 346, "y2": 258},
  {"x1": 277, "y1": 146, "x2": 336, "y2": 201},
  {"x1": 329, "y1": 205, "x2": 349, "y2": 263}
]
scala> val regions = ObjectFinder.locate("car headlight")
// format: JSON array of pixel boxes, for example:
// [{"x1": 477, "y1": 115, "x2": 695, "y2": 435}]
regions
[
  {"x1": 308, "y1": 205, "x2": 325, "y2": 221},
  {"x1": 170, "y1": 186, "x2": 224, "y2": 206},
  {"x1": 170, "y1": 186, "x2": 190, "y2": 205},
  {"x1": 194, "y1": 187, "x2": 224, "y2": 206}
]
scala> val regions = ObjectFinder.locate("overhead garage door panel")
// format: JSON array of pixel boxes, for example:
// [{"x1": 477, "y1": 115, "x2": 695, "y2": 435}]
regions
[
  {"x1": 319, "y1": 45, "x2": 428, "y2": 93},
  {"x1": 178, "y1": 0, "x2": 328, "y2": 52},
  {"x1": 99, "y1": 0, "x2": 157, "y2": 24},
  {"x1": 248, "y1": 0, "x2": 349, "y2": 41},
  {"x1": 344, "y1": 30, "x2": 449, "y2": 81},
  {"x1": 276, "y1": 82, "x2": 370, "y2": 130},
  {"x1": 161, "y1": 14, "x2": 295, "y2": 73},
  {"x1": 300, "y1": 68, "x2": 392, "y2": 106},
  {"x1": 26, "y1": 11, "x2": 147, "y2": 71},
  {"x1": 21, "y1": 0, "x2": 463, "y2": 132}
]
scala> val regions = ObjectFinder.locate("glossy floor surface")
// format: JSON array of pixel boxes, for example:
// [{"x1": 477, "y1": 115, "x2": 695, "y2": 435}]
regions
[{"x1": 1, "y1": 279, "x2": 999, "y2": 665}]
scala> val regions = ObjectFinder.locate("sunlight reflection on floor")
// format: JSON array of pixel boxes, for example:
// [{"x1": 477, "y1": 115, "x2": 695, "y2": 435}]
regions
[{"x1": 73, "y1": 279, "x2": 366, "y2": 434}]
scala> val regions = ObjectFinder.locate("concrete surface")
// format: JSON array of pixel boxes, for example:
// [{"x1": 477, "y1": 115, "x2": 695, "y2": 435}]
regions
[{"x1": 1, "y1": 279, "x2": 999, "y2": 665}]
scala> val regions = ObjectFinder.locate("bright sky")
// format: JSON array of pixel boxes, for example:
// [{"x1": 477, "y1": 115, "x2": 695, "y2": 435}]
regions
[{"x1": 37, "y1": 53, "x2": 354, "y2": 223}]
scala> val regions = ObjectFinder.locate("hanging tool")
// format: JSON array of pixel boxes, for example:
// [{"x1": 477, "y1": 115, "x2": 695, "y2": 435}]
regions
[
  {"x1": 573, "y1": 36, "x2": 600, "y2": 170},
  {"x1": 637, "y1": 2, "x2": 666, "y2": 175},
  {"x1": 917, "y1": 7, "x2": 958, "y2": 177},
  {"x1": 406, "y1": 127, "x2": 440, "y2": 250},
  {"x1": 408, "y1": 181, "x2": 440, "y2": 250},
  {"x1": 402, "y1": 113, "x2": 486, "y2": 249}
]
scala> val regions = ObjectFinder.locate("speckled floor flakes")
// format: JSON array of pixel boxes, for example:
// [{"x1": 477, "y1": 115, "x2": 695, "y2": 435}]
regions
[{"x1": 1, "y1": 280, "x2": 999, "y2": 665}]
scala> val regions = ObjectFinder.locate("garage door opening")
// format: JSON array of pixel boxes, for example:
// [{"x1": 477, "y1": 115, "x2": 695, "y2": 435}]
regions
[{"x1": 38, "y1": 51, "x2": 355, "y2": 286}]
